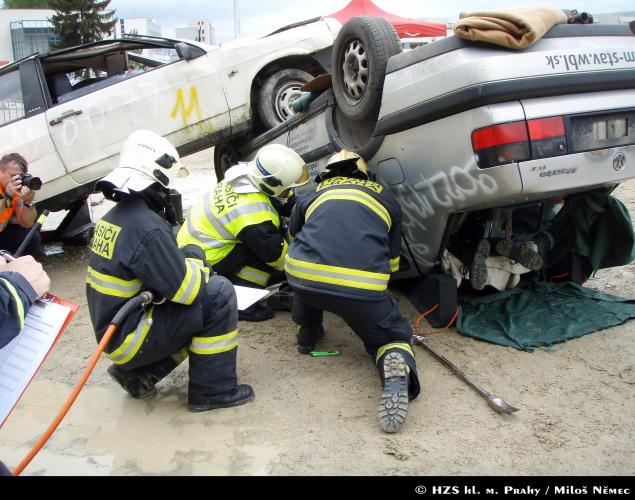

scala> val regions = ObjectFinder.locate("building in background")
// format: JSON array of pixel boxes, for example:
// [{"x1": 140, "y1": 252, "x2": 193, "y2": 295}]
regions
[
  {"x1": 114, "y1": 17, "x2": 161, "y2": 39},
  {"x1": 0, "y1": 9, "x2": 56, "y2": 66},
  {"x1": 175, "y1": 19, "x2": 215, "y2": 45}
]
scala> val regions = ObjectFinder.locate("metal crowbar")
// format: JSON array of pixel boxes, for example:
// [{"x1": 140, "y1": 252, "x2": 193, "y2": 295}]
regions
[{"x1": 412, "y1": 334, "x2": 520, "y2": 414}]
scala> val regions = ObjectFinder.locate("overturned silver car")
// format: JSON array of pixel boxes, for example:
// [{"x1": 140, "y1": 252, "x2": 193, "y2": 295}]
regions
[{"x1": 218, "y1": 16, "x2": 635, "y2": 297}]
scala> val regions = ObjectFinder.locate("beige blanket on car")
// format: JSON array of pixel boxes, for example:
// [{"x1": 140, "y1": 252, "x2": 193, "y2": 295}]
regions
[{"x1": 453, "y1": 5, "x2": 568, "y2": 49}]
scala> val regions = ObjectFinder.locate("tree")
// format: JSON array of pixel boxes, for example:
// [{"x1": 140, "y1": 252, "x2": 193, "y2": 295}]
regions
[
  {"x1": 2, "y1": 0, "x2": 51, "y2": 7},
  {"x1": 49, "y1": 0, "x2": 117, "y2": 49}
]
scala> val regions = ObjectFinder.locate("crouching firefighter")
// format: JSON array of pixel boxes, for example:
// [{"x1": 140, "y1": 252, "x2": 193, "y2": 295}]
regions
[
  {"x1": 285, "y1": 150, "x2": 420, "y2": 433},
  {"x1": 86, "y1": 130, "x2": 254, "y2": 412},
  {"x1": 177, "y1": 144, "x2": 309, "y2": 321}
]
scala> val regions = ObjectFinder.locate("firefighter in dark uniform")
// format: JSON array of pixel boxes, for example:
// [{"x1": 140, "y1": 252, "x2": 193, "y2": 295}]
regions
[
  {"x1": 285, "y1": 150, "x2": 420, "y2": 433},
  {"x1": 87, "y1": 130, "x2": 254, "y2": 412},
  {"x1": 177, "y1": 144, "x2": 309, "y2": 321}
]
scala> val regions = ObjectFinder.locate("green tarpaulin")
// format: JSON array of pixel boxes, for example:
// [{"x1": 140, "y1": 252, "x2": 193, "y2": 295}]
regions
[{"x1": 456, "y1": 281, "x2": 635, "y2": 351}]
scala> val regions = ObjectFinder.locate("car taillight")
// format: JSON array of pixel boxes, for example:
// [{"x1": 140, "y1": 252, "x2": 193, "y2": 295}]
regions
[
  {"x1": 527, "y1": 116, "x2": 568, "y2": 159},
  {"x1": 471, "y1": 121, "x2": 530, "y2": 169},
  {"x1": 472, "y1": 116, "x2": 568, "y2": 168}
]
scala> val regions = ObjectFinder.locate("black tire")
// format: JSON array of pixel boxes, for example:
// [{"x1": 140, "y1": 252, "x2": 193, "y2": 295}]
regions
[
  {"x1": 331, "y1": 16, "x2": 401, "y2": 121},
  {"x1": 213, "y1": 141, "x2": 239, "y2": 181},
  {"x1": 257, "y1": 68, "x2": 313, "y2": 129}
]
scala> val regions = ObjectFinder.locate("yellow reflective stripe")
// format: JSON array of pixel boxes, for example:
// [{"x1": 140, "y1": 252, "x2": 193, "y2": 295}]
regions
[
  {"x1": 86, "y1": 267, "x2": 143, "y2": 298},
  {"x1": 286, "y1": 256, "x2": 389, "y2": 281},
  {"x1": 390, "y1": 256, "x2": 400, "y2": 273},
  {"x1": 306, "y1": 189, "x2": 391, "y2": 229},
  {"x1": 266, "y1": 239, "x2": 288, "y2": 271},
  {"x1": 375, "y1": 342, "x2": 415, "y2": 364},
  {"x1": 171, "y1": 348, "x2": 189, "y2": 365},
  {"x1": 0, "y1": 277, "x2": 25, "y2": 330},
  {"x1": 236, "y1": 266, "x2": 270, "y2": 287},
  {"x1": 172, "y1": 258, "x2": 203, "y2": 305},
  {"x1": 190, "y1": 329, "x2": 238, "y2": 355},
  {"x1": 285, "y1": 256, "x2": 388, "y2": 292},
  {"x1": 108, "y1": 308, "x2": 154, "y2": 365}
]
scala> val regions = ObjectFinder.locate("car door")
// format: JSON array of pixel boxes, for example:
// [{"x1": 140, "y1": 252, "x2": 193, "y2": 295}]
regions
[
  {"x1": 43, "y1": 43, "x2": 230, "y2": 186},
  {"x1": 0, "y1": 60, "x2": 69, "y2": 207}
]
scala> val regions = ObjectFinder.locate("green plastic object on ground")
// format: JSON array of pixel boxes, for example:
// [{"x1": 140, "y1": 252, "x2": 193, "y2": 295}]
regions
[
  {"x1": 309, "y1": 351, "x2": 341, "y2": 357},
  {"x1": 457, "y1": 281, "x2": 635, "y2": 352}
]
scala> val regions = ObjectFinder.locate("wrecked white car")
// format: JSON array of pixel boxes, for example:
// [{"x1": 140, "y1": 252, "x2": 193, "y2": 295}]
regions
[{"x1": 0, "y1": 17, "x2": 340, "y2": 219}]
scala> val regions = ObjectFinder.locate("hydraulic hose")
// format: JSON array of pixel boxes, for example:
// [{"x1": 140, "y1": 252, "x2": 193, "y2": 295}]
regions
[
  {"x1": 14, "y1": 210, "x2": 49, "y2": 258},
  {"x1": 12, "y1": 291, "x2": 153, "y2": 476}
]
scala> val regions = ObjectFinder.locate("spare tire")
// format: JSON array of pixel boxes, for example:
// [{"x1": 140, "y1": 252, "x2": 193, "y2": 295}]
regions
[
  {"x1": 257, "y1": 68, "x2": 313, "y2": 129},
  {"x1": 331, "y1": 16, "x2": 401, "y2": 121}
]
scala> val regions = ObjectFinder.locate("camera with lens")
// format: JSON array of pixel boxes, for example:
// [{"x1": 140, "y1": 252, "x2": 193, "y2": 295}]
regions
[{"x1": 19, "y1": 173, "x2": 42, "y2": 191}]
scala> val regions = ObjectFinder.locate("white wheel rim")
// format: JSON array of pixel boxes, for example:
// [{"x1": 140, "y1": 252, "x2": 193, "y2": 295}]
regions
[{"x1": 274, "y1": 81, "x2": 303, "y2": 122}]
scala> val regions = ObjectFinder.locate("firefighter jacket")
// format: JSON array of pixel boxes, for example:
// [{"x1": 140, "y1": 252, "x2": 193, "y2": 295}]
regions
[
  {"x1": 176, "y1": 180, "x2": 287, "y2": 272},
  {"x1": 86, "y1": 195, "x2": 208, "y2": 362},
  {"x1": 0, "y1": 270, "x2": 38, "y2": 349},
  {"x1": 286, "y1": 176, "x2": 402, "y2": 300}
]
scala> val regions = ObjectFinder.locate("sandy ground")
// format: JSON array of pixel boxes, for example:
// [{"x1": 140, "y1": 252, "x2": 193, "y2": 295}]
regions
[{"x1": 1, "y1": 148, "x2": 634, "y2": 476}]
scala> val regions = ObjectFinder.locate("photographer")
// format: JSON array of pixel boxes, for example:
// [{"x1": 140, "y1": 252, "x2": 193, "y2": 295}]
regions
[{"x1": 0, "y1": 153, "x2": 40, "y2": 256}]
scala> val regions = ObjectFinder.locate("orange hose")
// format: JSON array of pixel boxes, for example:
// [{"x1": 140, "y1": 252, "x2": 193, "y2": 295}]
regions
[
  {"x1": 414, "y1": 303, "x2": 439, "y2": 331},
  {"x1": 12, "y1": 323, "x2": 117, "y2": 476},
  {"x1": 414, "y1": 304, "x2": 460, "y2": 336}
]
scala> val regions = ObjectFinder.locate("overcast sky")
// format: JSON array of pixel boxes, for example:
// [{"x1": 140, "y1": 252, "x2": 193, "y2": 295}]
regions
[{"x1": 106, "y1": 1, "x2": 634, "y2": 43}]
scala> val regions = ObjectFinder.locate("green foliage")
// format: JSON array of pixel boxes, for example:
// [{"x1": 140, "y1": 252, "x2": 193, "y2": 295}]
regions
[
  {"x1": 2, "y1": 0, "x2": 51, "y2": 7},
  {"x1": 49, "y1": 0, "x2": 117, "y2": 49}
]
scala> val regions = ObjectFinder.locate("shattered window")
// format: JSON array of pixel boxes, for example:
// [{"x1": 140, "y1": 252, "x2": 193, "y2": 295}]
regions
[{"x1": 0, "y1": 70, "x2": 24, "y2": 126}]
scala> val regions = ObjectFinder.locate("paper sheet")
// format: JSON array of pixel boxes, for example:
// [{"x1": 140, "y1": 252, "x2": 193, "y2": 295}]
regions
[
  {"x1": 233, "y1": 285, "x2": 271, "y2": 311},
  {"x1": 0, "y1": 298, "x2": 75, "y2": 427}
]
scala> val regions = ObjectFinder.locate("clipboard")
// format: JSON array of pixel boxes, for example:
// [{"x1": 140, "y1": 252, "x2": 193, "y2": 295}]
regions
[
  {"x1": 0, "y1": 293, "x2": 79, "y2": 427},
  {"x1": 233, "y1": 281, "x2": 287, "y2": 311}
]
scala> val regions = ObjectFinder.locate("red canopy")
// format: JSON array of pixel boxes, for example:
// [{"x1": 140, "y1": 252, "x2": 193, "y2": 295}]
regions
[{"x1": 324, "y1": 0, "x2": 447, "y2": 38}]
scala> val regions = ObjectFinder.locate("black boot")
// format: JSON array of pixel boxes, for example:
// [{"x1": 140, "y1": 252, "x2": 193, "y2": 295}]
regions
[
  {"x1": 188, "y1": 384, "x2": 255, "y2": 412},
  {"x1": 378, "y1": 352, "x2": 409, "y2": 433},
  {"x1": 107, "y1": 365, "x2": 158, "y2": 399},
  {"x1": 469, "y1": 239, "x2": 490, "y2": 290},
  {"x1": 296, "y1": 325, "x2": 325, "y2": 354},
  {"x1": 268, "y1": 285, "x2": 294, "y2": 311},
  {"x1": 495, "y1": 239, "x2": 543, "y2": 270},
  {"x1": 238, "y1": 301, "x2": 274, "y2": 322}
]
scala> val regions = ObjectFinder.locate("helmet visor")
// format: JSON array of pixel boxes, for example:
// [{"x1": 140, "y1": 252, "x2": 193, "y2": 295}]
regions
[{"x1": 289, "y1": 163, "x2": 310, "y2": 188}]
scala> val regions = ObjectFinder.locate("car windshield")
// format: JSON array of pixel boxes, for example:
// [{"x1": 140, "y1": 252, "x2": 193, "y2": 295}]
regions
[{"x1": 40, "y1": 39, "x2": 193, "y2": 105}]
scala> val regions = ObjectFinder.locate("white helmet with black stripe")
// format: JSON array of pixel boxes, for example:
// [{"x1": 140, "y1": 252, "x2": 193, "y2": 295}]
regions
[
  {"x1": 96, "y1": 130, "x2": 187, "y2": 199},
  {"x1": 246, "y1": 144, "x2": 309, "y2": 198}
]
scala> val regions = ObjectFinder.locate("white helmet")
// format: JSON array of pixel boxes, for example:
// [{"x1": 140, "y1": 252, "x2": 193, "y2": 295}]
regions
[
  {"x1": 96, "y1": 130, "x2": 186, "y2": 198},
  {"x1": 247, "y1": 144, "x2": 309, "y2": 197}
]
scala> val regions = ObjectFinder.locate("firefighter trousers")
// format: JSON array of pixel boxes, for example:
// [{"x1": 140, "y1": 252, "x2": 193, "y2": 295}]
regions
[
  {"x1": 117, "y1": 274, "x2": 240, "y2": 396},
  {"x1": 292, "y1": 290, "x2": 420, "y2": 399}
]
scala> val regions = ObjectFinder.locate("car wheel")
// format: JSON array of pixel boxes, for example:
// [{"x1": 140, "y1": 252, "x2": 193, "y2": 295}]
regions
[
  {"x1": 257, "y1": 68, "x2": 313, "y2": 129},
  {"x1": 331, "y1": 16, "x2": 401, "y2": 121},
  {"x1": 213, "y1": 141, "x2": 239, "y2": 181}
]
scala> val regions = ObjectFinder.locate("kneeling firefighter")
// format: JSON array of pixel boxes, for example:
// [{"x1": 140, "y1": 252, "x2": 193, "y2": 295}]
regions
[
  {"x1": 177, "y1": 144, "x2": 309, "y2": 321},
  {"x1": 86, "y1": 130, "x2": 254, "y2": 412},
  {"x1": 285, "y1": 150, "x2": 420, "y2": 433}
]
